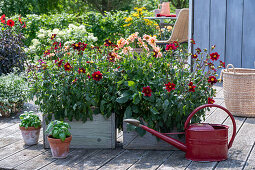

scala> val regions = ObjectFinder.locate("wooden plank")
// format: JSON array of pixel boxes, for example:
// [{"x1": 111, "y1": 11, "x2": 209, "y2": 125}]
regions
[
  {"x1": 209, "y1": 0, "x2": 227, "y2": 75},
  {"x1": 157, "y1": 151, "x2": 191, "y2": 170},
  {"x1": 0, "y1": 123, "x2": 20, "y2": 138},
  {"x1": 225, "y1": 0, "x2": 243, "y2": 67},
  {"x1": 0, "y1": 133, "x2": 43, "y2": 161},
  {"x1": 0, "y1": 141, "x2": 44, "y2": 169},
  {"x1": 98, "y1": 150, "x2": 145, "y2": 170},
  {"x1": 71, "y1": 148, "x2": 124, "y2": 170},
  {"x1": 243, "y1": 142, "x2": 255, "y2": 169},
  {"x1": 188, "y1": 0, "x2": 193, "y2": 65},
  {"x1": 15, "y1": 149, "x2": 56, "y2": 170},
  {"x1": 40, "y1": 149, "x2": 98, "y2": 170},
  {"x1": 43, "y1": 113, "x2": 116, "y2": 149},
  {"x1": 128, "y1": 151, "x2": 174, "y2": 170},
  {"x1": 241, "y1": 0, "x2": 255, "y2": 68},
  {"x1": 214, "y1": 118, "x2": 255, "y2": 169},
  {"x1": 193, "y1": 0, "x2": 210, "y2": 50}
]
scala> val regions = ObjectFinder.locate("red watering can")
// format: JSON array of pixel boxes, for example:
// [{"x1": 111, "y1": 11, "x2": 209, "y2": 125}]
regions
[{"x1": 124, "y1": 104, "x2": 236, "y2": 162}]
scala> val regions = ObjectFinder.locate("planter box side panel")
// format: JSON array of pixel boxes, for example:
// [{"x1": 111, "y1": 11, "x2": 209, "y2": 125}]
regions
[
  {"x1": 123, "y1": 122, "x2": 185, "y2": 150},
  {"x1": 43, "y1": 113, "x2": 115, "y2": 149}
]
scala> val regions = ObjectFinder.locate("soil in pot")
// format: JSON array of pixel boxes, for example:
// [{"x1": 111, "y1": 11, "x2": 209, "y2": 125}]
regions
[
  {"x1": 19, "y1": 126, "x2": 41, "y2": 145},
  {"x1": 47, "y1": 135, "x2": 72, "y2": 158}
]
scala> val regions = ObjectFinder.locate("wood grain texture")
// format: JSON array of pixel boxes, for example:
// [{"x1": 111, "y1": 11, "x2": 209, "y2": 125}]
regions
[
  {"x1": 158, "y1": 151, "x2": 191, "y2": 170},
  {"x1": 123, "y1": 122, "x2": 185, "y2": 150},
  {"x1": 193, "y1": 0, "x2": 210, "y2": 50},
  {"x1": 225, "y1": 0, "x2": 243, "y2": 67},
  {"x1": 98, "y1": 150, "x2": 146, "y2": 170},
  {"x1": 129, "y1": 150, "x2": 174, "y2": 170},
  {"x1": 71, "y1": 148, "x2": 124, "y2": 170},
  {"x1": 43, "y1": 113, "x2": 116, "y2": 149},
  {"x1": 215, "y1": 118, "x2": 255, "y2": 169},
  {"x1": 209, "y1": 0, "x2": 227, "y2": 75},
  {"x1": 241, "y1": 0, "x2": 255, "y2": 68}
]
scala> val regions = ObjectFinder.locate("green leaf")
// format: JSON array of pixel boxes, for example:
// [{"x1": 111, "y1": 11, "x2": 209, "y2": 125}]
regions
[
  {"x1": 150, "y1": 107, "x2": 159, "y2": 115},
  {"x1": 52, "y1": 129, "x2": 59, "y2": 138},
  {"x1": 100, "y1": 100, "x2": 106, "y2": 113},
  {"x1": 132, "y1": 105, "x2": 139, "y2": 113},
  {"x1": 163, "y1": 99, "x2": 169, "y2": 110},
  {"x1": 132, "y1": 93, "x2": 140, "y2": 104},
  {"x1": 124, "y1": 106, "x2": 132, "y2": 118},
  {"x1": 116, "y1": 92, "x2": 130, "y2": 104},
  {"x1": 59, "y1": 133, "x2": 66, "y2": 142},
  {"x1": 127, "y1": 81, "x2": 135, "y2": 87}
]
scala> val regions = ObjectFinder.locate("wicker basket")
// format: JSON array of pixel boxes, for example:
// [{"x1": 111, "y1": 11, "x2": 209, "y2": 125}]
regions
[{"x1": 222, "y1": 64, "x2": 255, "y2": 117}]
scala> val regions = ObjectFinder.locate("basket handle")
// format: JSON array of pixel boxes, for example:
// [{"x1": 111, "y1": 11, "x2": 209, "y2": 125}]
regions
[
  {"x1": 184, "y1": 104, "x2": 236, "y2": 149},
  {"x1": 226, "y1": 64, "x2": 236, "y2": 73}
]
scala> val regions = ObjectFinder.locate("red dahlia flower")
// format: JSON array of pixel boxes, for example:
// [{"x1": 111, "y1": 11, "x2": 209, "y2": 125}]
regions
[
  {"x1": 51, "y1": 34, "x2": 57, "y2": 40},
  {"x1": 107, "y1": 56, "x2": 115, "y2": 62},
  {"x1": 166, "y1": 43, "x2": 177, "y2": 51},
  {"x1": 55, "y1": 59, "x2": 63, "y2": 67},
  {"x1": 210, "y1": 52, "x2": 220, "y2": 61},
  {"x1": 192, "y1": 53, "x2": 198, "y2": 59},
  {"x1": 0, "y1": 14, "x2": 5, "y2": 24},
  {"x1": 220, "y1": 60, "x2": 225, "y2": 68},
  {"x1": 22, "y1": 22, "x2": 26, "y2": 28},
  {"x1": 7, "y1": 19, "x2": 15, "y2": 27},
  {"x1": 165, "y1": 82, "x2": 176, "y2": 92},
  {"x1": 208, "y1": 97, "x2": 215, "y2": 104},
  {"x1": 208, "y1": 76, "x2": 217, "y2": 85},
  {"x1": 78, "y1": 67, "x2": 86, "y2": 74},
  {"x1": 173, "y1": 41, "x2": 179, "y2": 47},
  {"x1": 195, "y1": 48, "x2": 201, "y2": 54},
  {"x1": 92, "y1": 71, "x2": 103, "y2": 81},
  {"x1": 104, "y1": 39, "x2": 113, "y2": 46},
  {"x1": 153, "y1": 50, "x2": 158, "y2": 58},
  {"x1": 19, "y1": 17, "x2": 22, "y2": 24},
  {"x1": 190, "y1": 39, "x2": 195, "y2": 44},
  {"x1": 64, "y1": 62, "x2": 72, "y2": 71},
  {"x1": 142, "y1": 86, "x2": 152, "y2": 97},
  {"x1": 188, "y1": 82, "x2": 196, "y2": 92},
  {"x1": 43, "y1": 49, "x2": 51, "y2": 57}
]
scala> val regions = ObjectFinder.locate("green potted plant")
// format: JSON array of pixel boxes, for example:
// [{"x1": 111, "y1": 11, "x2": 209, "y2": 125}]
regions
[
  {"x1": 0, "y1": 72, "x2": 28, "y2": 117},
  {"x1": 19, "y1": 111, "x2": 41, "y2": 145},
  {"x1": 46, "y1": 120, "x2": 72, "y2": 158}
]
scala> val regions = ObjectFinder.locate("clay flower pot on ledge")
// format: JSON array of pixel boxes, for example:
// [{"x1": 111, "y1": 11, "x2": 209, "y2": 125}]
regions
[
  {"x1": 19, "y1": 126, "x2": 41, "y2": 145},
  {"x1": 19, "y1": 111, "x2": 41, "y2": 145},
  {"x1": 47, "y1": 135, "x2": 72, "y2": 158}
]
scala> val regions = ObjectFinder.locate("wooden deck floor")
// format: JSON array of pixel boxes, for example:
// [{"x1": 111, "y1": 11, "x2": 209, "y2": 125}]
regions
[{"x1": 0, "y1": 83, "x2": 255, "y2": 170}]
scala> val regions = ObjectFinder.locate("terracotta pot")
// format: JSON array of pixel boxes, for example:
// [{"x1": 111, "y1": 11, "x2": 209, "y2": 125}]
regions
[
  {"x1": 19, "y1": 126, "x2": 41, "y2": 145},
  {"x1": 47, "y1": 135, "x2": 72, "y2": 158}
]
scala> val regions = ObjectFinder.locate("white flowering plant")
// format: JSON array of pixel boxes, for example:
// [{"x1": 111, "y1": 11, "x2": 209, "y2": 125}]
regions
[{"x1": 26, "y1": 24, "x2": 98, "y2": 61}]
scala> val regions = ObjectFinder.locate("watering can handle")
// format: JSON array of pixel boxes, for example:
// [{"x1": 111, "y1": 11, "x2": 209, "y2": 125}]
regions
[{"x1": 184, "y1": 104, "x2": 236, "y2": 149}]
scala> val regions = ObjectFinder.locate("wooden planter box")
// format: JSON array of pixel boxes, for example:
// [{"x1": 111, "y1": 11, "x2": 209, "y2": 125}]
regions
[
  {"x1": 43, "y1": 113, "x2": 116, "y2": 149},
  {"x1": 123, "y1": 122, "x2": 185, "y2": 150}
]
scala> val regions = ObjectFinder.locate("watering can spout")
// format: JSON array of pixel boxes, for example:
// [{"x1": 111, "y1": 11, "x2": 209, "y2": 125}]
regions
[{"x1": 124, "y1": 119, "x2": 187, "y2": 152}]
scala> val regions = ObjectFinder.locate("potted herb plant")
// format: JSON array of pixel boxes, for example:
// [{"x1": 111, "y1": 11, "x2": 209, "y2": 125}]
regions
[
  {"x1": 46, "y1": 120, "x2": 72, "y2": 158},
  {"x1": 19, "y1": 111, "x2": 41, "y2": 145}
]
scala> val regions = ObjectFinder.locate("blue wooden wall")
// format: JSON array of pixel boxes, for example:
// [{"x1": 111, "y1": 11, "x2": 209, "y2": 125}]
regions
[{"x1": 191, "y1": 0, "x2": 255, "y2": 68}]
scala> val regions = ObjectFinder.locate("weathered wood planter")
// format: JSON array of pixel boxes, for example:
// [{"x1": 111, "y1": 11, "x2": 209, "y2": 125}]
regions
[
  {"x1": 43, "y1": 113, "x2": 116, "y2": 149},
  {"x1": 123, "y1": 122, "x2": 185, "y2": 150}
]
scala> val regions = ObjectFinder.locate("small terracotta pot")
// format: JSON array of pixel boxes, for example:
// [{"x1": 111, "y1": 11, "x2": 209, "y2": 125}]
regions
[
  {"x1": 47, "y1": 135, "x2": 72, "y2": 158},
  {"x1": 19, "y1": 126, "x2": 41, "y2": 145}
]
